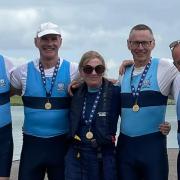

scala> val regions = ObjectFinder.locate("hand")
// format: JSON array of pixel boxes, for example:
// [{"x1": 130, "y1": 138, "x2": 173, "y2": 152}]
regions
[
  {"x1": 68, "y1": 80, "x2": 81, "y2": 96},
  {"x1": 119, "y1": 60, "x2": 134, "y2": 75},
  {"x1": 159, "y1": 121, "x2": 171, "y2": 135},
  {"x1": 10, "y1": 85, "x2": 22, "y2": 96},
  {"x1": 107, "y1": 78, "x2": 118, "y2": 84}
]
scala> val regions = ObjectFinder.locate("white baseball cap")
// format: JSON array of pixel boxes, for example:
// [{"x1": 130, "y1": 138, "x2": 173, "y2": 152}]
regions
[{"x1": 36, "y1": 22, "x2": 61, "y2": 37}]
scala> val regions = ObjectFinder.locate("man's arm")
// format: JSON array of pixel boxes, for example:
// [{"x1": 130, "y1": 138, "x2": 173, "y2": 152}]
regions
[
  {"x1": 172, "y1": 74, "x2": 180, "y2": 146},
  {"x1": 158, "y1": 58, "x2": 178, "y2": 96},
  {"x1": 68, "y1": 75, "x2": 83, "y2": 96},
  {"x1": 10, "y1": 64, "x2": 27, "y2": 96},
  {"x1": 119, "y1": 60, "x2": 134, "y2": 75},
  {"x1": 10, "y1": 85, "x2": 22, "y2": 96}
]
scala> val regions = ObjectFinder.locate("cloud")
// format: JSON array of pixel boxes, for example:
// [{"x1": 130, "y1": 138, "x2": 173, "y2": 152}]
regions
[
  {"x1": 6, "y1": 55, "x2": 29, "y2": 67},
  {"x1": 0, "y1": 0, "x2": 179, "y2": 77},
  {"x1": 105, "y1": 58, "x2": 120, "y2": 78},
  {"x1": 0, "y1": 8, "x2": 39, "y2": 49}
]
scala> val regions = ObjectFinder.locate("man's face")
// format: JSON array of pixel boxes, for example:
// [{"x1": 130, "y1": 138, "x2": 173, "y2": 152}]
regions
[
  {"x1": 127, "y1": 30, "x2": 155, "y2": 66},
  {"x1": 172, "y1": 45, "x2": 180, "y2": 71},
  {"x1": 35, "y1": 34, "x2": 62, "y2": 61}
]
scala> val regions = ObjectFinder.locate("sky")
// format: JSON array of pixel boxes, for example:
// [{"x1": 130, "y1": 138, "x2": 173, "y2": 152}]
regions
[{"x1": 0, "y1": 0, "x2": 180, "y2": 78}]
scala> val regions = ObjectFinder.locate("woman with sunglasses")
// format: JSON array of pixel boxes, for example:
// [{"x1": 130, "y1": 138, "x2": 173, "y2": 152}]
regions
[{"x1": 65, "y1": 51, "x2": 121, "y2": 180}]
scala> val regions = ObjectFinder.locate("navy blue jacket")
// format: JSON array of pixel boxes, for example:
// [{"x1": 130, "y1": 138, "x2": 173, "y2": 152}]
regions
[{"x1": 69, "y1": 78, "x2": 121, "y2": 145}]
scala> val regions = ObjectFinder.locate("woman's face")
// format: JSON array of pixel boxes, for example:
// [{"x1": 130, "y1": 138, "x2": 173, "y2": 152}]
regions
[{"x1": 80, "y1": 58, "x2": 105, "y2": 88}]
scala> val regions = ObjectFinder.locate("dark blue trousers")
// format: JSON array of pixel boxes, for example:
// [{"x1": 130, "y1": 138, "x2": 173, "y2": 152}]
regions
[
  {"x1": 116, "y1": 132, "x2": 168, "y2": 180},
  {"x1": 0, "y1": 123, "x2": 13, "y2": 177},
  {"x1": 18, "y1": 134, "x2": 67, "y2": 180},
  {"x1": 65, "y1": 145, "x2": 117, "y2": 180}
]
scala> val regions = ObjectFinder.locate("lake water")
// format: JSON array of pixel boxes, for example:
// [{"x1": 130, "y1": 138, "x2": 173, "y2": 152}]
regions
[{"x1": 12, "y1": 105, "x2": 178, "y2": 161}]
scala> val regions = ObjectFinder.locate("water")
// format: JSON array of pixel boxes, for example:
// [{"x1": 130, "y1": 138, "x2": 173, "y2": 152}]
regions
[
  {"x1": 12, "y1": 106, "x2": 24, "y2": 161},
  {"x1": 12, "y1": 105, "x2": 178, "y2": 161},
  {"x1": 166, "y1": 105, "x2": 178, "y2": 148}
]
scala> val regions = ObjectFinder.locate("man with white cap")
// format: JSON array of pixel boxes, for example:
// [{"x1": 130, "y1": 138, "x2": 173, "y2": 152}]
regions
[{"x1": 11, "y1": 22, "x2": 78, "y2": 180}]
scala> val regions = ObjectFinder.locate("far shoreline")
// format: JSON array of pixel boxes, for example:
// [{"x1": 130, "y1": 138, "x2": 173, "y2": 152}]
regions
[
  {"x1": 10, "y1": 95, "x2": 23, "y2": 106},
  {"x1": 10, "y1": 96, "x2": 176, "y2": 106}
]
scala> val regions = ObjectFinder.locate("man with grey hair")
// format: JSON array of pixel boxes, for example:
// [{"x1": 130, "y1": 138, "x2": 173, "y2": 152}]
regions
[
  {"x1": 116, "y1": 24, "x2": 179, "y2": 180},
  {"x1": 11, "y1": 22, "x2": 78, "y2": 180}
]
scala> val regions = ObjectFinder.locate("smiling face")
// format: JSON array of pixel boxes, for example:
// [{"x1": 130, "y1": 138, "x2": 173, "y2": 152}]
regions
[
  {"x1": 79, "y1": 51, "x2": 106, "y2": 88},
  {"x1": 35, "y1": 34, "x2": 62, "y2": 62},
  {"x1": 80, "y1": 58, "x2": 105, "y2": 88},
  {"x1": 128, "y1": 30, "x2": 155, "y2": 67}
]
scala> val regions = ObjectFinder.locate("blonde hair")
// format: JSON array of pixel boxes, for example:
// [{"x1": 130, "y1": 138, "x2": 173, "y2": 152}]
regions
[{"x1": 78, "y1": 51, "x2": 106, "y2": 71}]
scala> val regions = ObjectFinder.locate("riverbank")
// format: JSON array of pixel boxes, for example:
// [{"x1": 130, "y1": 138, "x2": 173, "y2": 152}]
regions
[
  {"x1": 10, "y1": 95, "x2": 23, "y2": 106},
  {"x1": 10, "y1": 95, "x2": 176, "y2": 106},
  {"x1": 10, "y1": 148, "x2": 178, "y2": 180}
]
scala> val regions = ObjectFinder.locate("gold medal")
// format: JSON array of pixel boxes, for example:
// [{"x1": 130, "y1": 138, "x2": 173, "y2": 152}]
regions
[
  {"x1": 45, "y1": 102, "x2": 52, "y2": 110},
  {"x1": 133, "y1": 104, "x2": 140, "y2": 112},
  {"x1": 86, "y1": 131, "x2": 93, "y2": 140},
  {"x1": 76, "y1": 152, "x2": 80, "y2": 159}
]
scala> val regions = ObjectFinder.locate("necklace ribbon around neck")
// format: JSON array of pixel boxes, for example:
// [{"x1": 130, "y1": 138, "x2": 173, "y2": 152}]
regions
[
  {"x1": 82, "y1": 87, "x2": 102, "y2": 139},
  {"x1": 39, "y1": 59, "x2": 60, "y2": 110},
  {"x1": 130, "y1": 59, "x2": 151, "y2": 112}
]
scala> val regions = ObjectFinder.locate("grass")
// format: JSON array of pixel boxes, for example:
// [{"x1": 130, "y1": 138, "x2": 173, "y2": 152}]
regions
[
  {"x1": 10, "y1": 95, "x2": 23, "y2": 106},
  {"x1": 9, "y1": 95, "x2": 175, "y2": 106},
  {"x1": 168, "y1": 99, "x2": 175, "y2": 105}
]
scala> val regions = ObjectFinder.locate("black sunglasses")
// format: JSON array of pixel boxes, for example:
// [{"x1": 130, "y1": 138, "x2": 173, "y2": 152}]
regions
[
  {"x1": 82, "y1": 65, "x2": 105, "y2": 74},
  {"x1": 169, "y1": 40, "x2": 180, "y2": 51}
]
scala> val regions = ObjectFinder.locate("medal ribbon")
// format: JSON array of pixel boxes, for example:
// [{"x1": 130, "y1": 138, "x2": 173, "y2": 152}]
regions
[
  {"x1": 39, "y1": 59, "x2": 60, "y2": 98},
  {"x1": 130, "y1": 59, "x2": 151, "y2": 104},
  {"x1": 82, "y1": 87, "x2": 102, "y2": 126}
]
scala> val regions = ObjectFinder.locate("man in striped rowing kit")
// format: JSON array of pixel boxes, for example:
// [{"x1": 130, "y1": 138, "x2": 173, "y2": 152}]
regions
[
  {"x1": 116, "y1": 24, "x2": 179, "y2": 180},
  {"x1": 169, "y1": 40, "x2": 180, "y2": 180},
  {"x1": 11, "y1": 22, "x2": 78, "y2": 180},
  {"x1": 0, "y1": 55, "x2": 14, "y2": 180}
]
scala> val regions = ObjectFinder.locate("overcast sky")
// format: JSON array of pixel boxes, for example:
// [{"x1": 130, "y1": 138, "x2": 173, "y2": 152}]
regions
[{"x1": 0, "y1": 0, "x2": 179, "y2": 78}]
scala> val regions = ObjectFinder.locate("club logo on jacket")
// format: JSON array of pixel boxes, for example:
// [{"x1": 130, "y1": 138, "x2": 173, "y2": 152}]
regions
[
  {"x1": 0, "y1": 79, "x2": 6, "y2": 87},
  {"x1": 57, "y1": 83, "x2": 66, "y2": 91},
  {"x1": 98, "y1": 112, "x2": 107, "y2": 116},
  {"x1": 141, "y1": 76, "x2": 152, "y2": 89}
]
